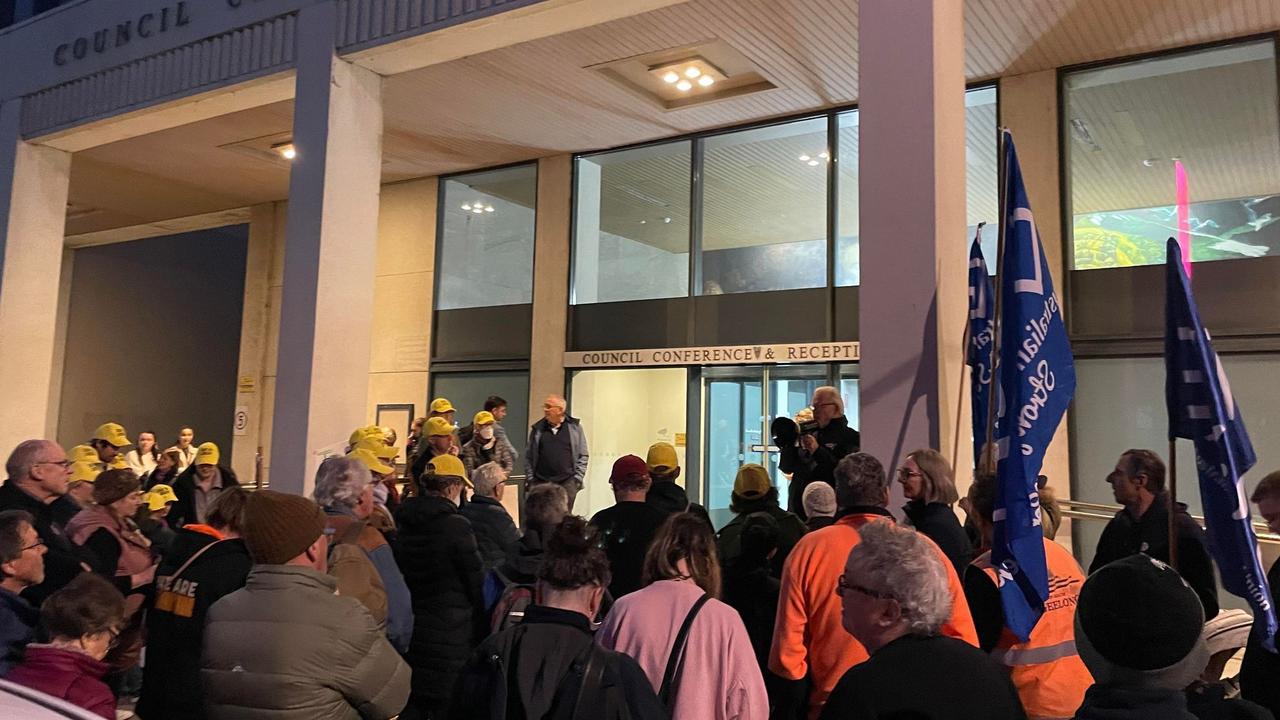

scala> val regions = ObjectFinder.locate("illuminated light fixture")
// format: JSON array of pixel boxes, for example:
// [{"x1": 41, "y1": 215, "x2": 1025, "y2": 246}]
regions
[
  {"x1": 684, "y1": 66, "x2": 702, "y2": 79},
  {"x1": 272, "y1": 142, "x2": 297, "y2": 160},
  {"x1": 698, "y1": 75, "x2": 714, "y2": 87},
  {"x1": 799, "y1": 154, "x2": 811, "y2": 162},
  {"x1": 663, "y1": 217, "x2": 673, "y2": 224},
  {"x1": 461, "y1": 203, "x2": 472, "y2": 211},
  {"x1": 484, "y1": 206, "x2": 495, "y2": 213},
  {"x1": 647, "y1": 57, "x2": 728, "y2": 96},
  {"x1": 676, "y1": 79, "x2": 693, "y2": 91},
  {"x1": 807, "y1": 160, "x2": 820, "y2": 167},
  {"x1": 819, "y1": 151, "x2": 830, "y2": 159},
  {"x1": 662, "y1": 71, "x2": 680, "y2": 84}
]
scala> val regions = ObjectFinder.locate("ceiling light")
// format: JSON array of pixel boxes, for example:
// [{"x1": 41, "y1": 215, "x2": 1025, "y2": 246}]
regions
[
  {"x1": 472, "y1": 207, "x2": 484, "y2": 214},
  {"x1": 807, "y1": 160, "x2": 820, "y2": 167},
  {"x1": 484, "y1": 206, "x2": 495, "y2": 213},
  {"x1": 662, "y1": 71, "x2": 680, "y2": 84},
  {"x1": 663, "y1": 217, "x2": 672, "y2": 224},
  {"x1": 271, "y1": 142, "x2": 296, "y2": 160},
  {"x1": 685, "y1": 67, "x2": 702, "y2": 79},
  {"x1": 640, "y1": 220, "x2": 648, "y2": 225},
  {"x1": 676, "y1": 80, "x2": 692, "y2": 92},
  {"x1": 819, "y1": 151, "x2": 830, "y2": 159},
  {"x1": 799, "y1": 155, "x2": 811, "y2": 162},
  {"x1": 462, "y1": 203, "x2": 472, "y2": 211},
  {"x1": 698, "y1": 75, "x2": 714, "y2": 87}
]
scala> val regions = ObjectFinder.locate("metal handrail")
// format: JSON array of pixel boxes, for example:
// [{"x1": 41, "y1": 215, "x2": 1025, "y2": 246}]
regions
[{"x1": 1058, "y1": 498, "x2": 1280, "y2": 546}]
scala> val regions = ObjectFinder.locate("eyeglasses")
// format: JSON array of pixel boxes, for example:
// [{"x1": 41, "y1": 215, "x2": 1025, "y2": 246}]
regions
[
  {"x1": 837, "y1": 574, "x2": 895, "y2": 601},
  {"x1": 33, "y1": 460, "x2": 73, "y2": 470},
  {"x1": 106, "y1": 626, "x2": 122, "y2": 649},
  {"x1": 20, "y1": 539, "x2": 46, "y2": 553},
  {"x1": 896, "y1": 468, "x2": 924, "y2": 480}
]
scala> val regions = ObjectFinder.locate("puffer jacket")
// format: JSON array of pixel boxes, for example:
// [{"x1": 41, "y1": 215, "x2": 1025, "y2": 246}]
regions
[
  {"x1": 460, "y1": 495, "x2": 520, "y2": 571},
  {"x1": 201, "y1": 565, "x2": 411, "y2": 720},
  {"x1": 716, "y1": 489, "x2": 808, "y2": 576},
  {"x1": 396, "y1": 494, "x2": 486, "y2": 711}
]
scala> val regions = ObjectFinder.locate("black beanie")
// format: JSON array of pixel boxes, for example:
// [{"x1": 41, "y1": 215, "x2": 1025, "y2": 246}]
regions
[{"x1": 1077, "y1": 554, "x2": 1204, "y2": 671}]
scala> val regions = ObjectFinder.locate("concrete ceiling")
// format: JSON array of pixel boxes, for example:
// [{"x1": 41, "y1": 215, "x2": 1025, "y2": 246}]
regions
[{"x1": 65, "y1": 0, "x2": 1280, "y2": 238}]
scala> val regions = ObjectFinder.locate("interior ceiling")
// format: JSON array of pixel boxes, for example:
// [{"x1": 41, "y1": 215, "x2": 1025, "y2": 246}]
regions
[{"x1": 66, "y1": 0, "x2": 1280, "y2": 238}]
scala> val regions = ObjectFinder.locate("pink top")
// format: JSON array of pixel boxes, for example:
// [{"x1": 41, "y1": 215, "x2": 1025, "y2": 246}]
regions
[{"x1": 597, "y1": 578, "x2": 768, "y2": 720}]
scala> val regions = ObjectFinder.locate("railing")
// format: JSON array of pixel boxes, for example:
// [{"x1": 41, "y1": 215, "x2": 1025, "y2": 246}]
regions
[{"x1": 1058, "y1": 498, "x2": 1280, "y2": 546}]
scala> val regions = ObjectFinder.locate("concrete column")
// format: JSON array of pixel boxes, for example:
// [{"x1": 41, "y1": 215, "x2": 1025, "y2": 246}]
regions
[
  {"x1": 572, "y1": 159, "x2": 601, "y2": 305},
  {"x1": 528, "y1": 155, "x2": 573, "y2": 428},
  {"x1": 269, "y1": 4, "x2": 383, "y2": 495},
  {"x1": 0, "y1": 98, "x2": 72, "y2": 454},
  {"x1": 230, "y1": 204, "x2": 278, "y2": 486},
  {"x1": 858, "y1": 0, "x2": 967, "y2": 497}
]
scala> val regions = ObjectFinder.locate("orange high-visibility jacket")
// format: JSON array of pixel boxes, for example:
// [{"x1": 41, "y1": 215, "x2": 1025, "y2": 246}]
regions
[
  {"x1": 768, "y1": 511, "x2": 979, "y2": 719},
  {"x1": 972, "y1": 537, "x2": 1093, "y2": 720}
]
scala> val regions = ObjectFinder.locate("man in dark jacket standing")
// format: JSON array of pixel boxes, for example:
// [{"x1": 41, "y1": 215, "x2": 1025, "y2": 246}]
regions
[
  {"x1": 0, "y1": 440, "x2": 84, "y2": 605},
  {"x1": 716, "y1": 464, "x2": 807, "y2": 576},
  {"x1": 779, "y1": 386, "x2": 860, "y2": 518},
  {"x1": 525, "y1": 395, "x2": 589, "y2": 511},
  {"x1": 460, "y1": 462, "x2": 519, "y2": 571},
  {"x1": 397, "y1": 454, "x2": 486, "y2": 719},
  {"x1": 138, "y1": 487, "x2": 252, "y2": 720},
  {"x1": 589, "y1": 455, "x2": 668, "y2": 599},
  {"x1": 1090, "y1": 449, "x2": 1219, "y2": 619},
  {"x1": 169, "y1": 442, "x2": 240, "y2": 529}
]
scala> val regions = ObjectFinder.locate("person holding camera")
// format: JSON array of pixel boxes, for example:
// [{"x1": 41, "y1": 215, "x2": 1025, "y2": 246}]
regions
[{"x1": 778, "y1": 386, "x2": 860, "y2": 519}]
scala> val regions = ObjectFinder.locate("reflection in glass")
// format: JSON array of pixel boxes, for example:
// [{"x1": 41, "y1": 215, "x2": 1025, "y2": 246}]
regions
[{"x1": 438, "y1": 164, "x2": 537, "y2": 310}]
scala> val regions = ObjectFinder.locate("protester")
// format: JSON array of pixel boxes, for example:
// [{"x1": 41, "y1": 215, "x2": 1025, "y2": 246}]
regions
[
  {"x1": 779, "y1": 386, "x2": 860, "y2": 517},
  {"x1": 644, "y1": 442, "x2": 714, "y2": 528},
  {"x1": 64, "y1": 457, "x2": 100, "y2": 508},
  {"x1": 349, "y1": 436, "x2": 402, "y2": 515},
  {"x1": 170, "y1": 442, "x2": 241, "y2": 528},
  {"x1": 460, "y1": 462, "x2": 520, "y2": 571},
  {"x1": 201, "y1": 490, "x2": 411, "y2": 720},
  {"x1": 964, "y1": 472, "x2": 1092, "y2": 719},
  {"x1": 802, "y1": 482, "x2": 837, "y2": 532},
  {"x1": 428, "y1": 397, "x2": 457, "y2": 426},
  {"x1": 486, "y1": 484, "x2": 569, "y2": 628},
  {"x1": 135, "y1": 483, "x2": 178, "y2": 555},
  {"x1": 405, "y1": 417, "x2": 427, "y2": 464},
  {"x1": 0, "y1": 510, "x2": 44, "y2": 674},
  {"x1": 89, "y1": 423, "x2": 131, "y2": 470},
  {"x1": 819, "y1": 521, "x2": 1026, "y2": 720},
  {"x1": 898, "y1": 448, "x2": 972, "y2": 576},
  {"x1": 716, "y1": 463, "x2": 806, "y2": 576},
  {"x1": 1091, "y1": 449, "x2": 1219, "y2": 619},
  {"x1": 458, "y1": 396, "x2": 515, "y2": 452},
  {"x1": 124, "y1": 431, "x2": 160, "y2": 479},
  {"x1": 397, "y1": 454, "x2": 486, "y2": 719},
  {"x1": 450, "y1": 516, "x2": 666, "y2": 720},
  {"x1": 137, "y1": 488, "x2": 252, "y2": 720},
  {"x1": 165, "y1": 427, "x2": 197, "y2": 471},
  {"x1": 5, "y1": 572, "x2": 125, "y2": 719},
  {"x1": 0, "y1": 440, "x2": 84, "y2": 605},
  {"x1": 1241, "y1": 471, "x2": 1280, "y2": 717},
  {"x1": 315, "y1": 455, "x2": 412, "y2": 653},
  {"x1": 1073, "y1": 555, "x2": 1269, "y2": 720},
  {"x1": 770, "y1": 452, "x2": 978, "y2": 719},
  {"x1": 410, "y1": 417, "x2": 459, "y2": 486},
  {"x1": 526, "y1": 394, "x2": 590, "y2": 511},
  {"x1": 590, "y1": 455, "x2": 669, "y2": 599},
  {"x1": 147, "y1": 450, "x2": 180, "y2": 489},
  {"x1": 460, "y1": 411, "x2": 515, "y2": 477},
  {"x1": 598, "y1": 513, "x2": 769, "y2": 720},
  {"x1": 721, "y1": 512, "x2": 781, "y2": 685}
]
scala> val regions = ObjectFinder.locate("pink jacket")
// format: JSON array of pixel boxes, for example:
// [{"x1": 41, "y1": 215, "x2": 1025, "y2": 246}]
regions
[{"x1": 598, "y1": 578, "x2": 768, "y2": 720}]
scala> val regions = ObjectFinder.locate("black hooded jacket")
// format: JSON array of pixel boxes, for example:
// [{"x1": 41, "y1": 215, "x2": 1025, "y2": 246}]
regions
[{"x1": 716, "y1": 489, "x2": 807, "y2": 576}]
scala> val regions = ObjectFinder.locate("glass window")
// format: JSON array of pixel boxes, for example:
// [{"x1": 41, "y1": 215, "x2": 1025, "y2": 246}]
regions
[
  {"x1": 573, "y1": 142, "x2": 691, "y2": 304},
  {"x1": 702, "y1": 118, "x2": 828, "y2": 294},
  {"x1": 430, "y1": 371, "x2": 531, "y2": 462},
  {"x1": 1065, "y1": 40, "x2": 1280, "y2": 270},
  {"x1": 437, "y1": 164, "x2": 537, "y2": 310}
]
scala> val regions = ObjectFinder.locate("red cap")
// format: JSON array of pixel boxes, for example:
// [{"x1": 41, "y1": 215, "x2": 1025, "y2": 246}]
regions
[{"x1": 610, "y1": 454, "x2": 650, "y2": 485}]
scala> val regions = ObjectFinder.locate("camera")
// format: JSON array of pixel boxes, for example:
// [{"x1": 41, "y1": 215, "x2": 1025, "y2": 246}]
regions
[{"x1": 797, "y1": 419, "x2": 819, "y2": 436}]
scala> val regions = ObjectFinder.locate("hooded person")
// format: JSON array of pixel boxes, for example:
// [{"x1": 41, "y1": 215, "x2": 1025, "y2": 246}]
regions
[
  {"x1": 715, "y1": 463, "x2": 807, "y2": 576},
  {"x1": 170, "y1": 442, "x2": 240, "y2": 529}
]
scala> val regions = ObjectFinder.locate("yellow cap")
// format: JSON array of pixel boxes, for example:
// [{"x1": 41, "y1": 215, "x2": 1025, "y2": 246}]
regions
[
  {"x1": 143, "y1": 484, "x2": 179, "y2": 512},
  {"x1": 430, "y1": 397, "x2": 455, "y2": 414},
  {"x1": 69, "y1": 444, "x2": 99, "y2": 464},
  {"x1": 195, "y1": 442, "x2": 220, "y2": 467},
  {"x1": 349, "y1": 425, "x2": 389, "y2": 448},
  {"x1": 425, "y1": 417, "x2": 455, "y2": 438},
  {"x1": 428, "y1": 454, "x2": 471, "y2": 488},
  {"x1": 347, "y1": 447, "x2": 394, "y2": 476},
  {"x1": 92, "y1": 422, "x2": 131, "y2": 448},
  {"x1": 354, "y1": 437, "x2": 399, "y2": 461},
  {"x1": 734, "y1": 463, "x2": 773, "y2": 499},
  {"x1": 110, "y1": 455, "x2": 128, "y2": 470},
  {"x1": 473, "y1": 411, "x2": 495, "y2": 426},
  {"x1": 68, "y1": 461, "x2": 102, "y2": 484},
  {"x1": 646, "y1": 442, "x2": 679, "y2": 474}
]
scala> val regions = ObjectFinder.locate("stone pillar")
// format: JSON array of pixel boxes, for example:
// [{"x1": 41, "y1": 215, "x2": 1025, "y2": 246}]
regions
[
  {"x1": 268, "y1": 4, "x2": 383, "y2": 495},
  {"x1": 528, "y1": 155, "x2": 573, "y2": 428},
  {"x1": 858, "y1": 0, "x2": 967, "y2": 501},
  {"x1": 0, "y1": 98, "x2": 72, "y2": 453},
  {"x1": 230, "y1": 204, "x2": 278, "y2": 487}
]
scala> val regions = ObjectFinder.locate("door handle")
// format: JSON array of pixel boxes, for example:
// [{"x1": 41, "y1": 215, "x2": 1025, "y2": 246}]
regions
[{"x1": 749, "y1": 445, "x2": 780, "y2": 453}]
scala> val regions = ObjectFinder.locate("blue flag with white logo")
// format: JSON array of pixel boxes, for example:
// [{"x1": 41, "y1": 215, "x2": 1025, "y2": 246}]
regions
[
  {"x1": 992, "y1": 130, "x2": 1076, "y2": 641},
  {"x1": 968, "y1": 232, "x2": 996, "y2": 469},
  {"x1": 1165, "y1": 238, "x2": 1278, "y2": 652}
]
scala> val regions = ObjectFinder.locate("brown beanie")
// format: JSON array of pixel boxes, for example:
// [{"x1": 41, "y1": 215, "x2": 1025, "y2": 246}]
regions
[
  {"x1": 243, "y1": 490, "x2": 327, "y2": 565},
  {"x1": 92, "y1": 469, "x2": 140, "y2": 506}
]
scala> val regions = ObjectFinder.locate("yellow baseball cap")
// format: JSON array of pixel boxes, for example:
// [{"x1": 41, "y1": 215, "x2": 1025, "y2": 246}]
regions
[
  {"x1": 734, "y1": 463, "x2": 773, "y2": 499},
  {"x1": 430, "y1": 398, "x2": 455, "y2": 414},
  {"x1": 69, "y1": 444, "x2": 99, "y2": 464},
  {"x1": 92, "y1": 422, "x2": 131, "y2": 448},
  {"x1": 68, "y1": 461, "x2": 102, "y2": 484},
  {"x1": 428, "y1": 454, "x2": 471, "y2": 488},
  {"x1": 195, "y1": 442, "x2": 220, "y2": 467},
  {"x1": 646, "y1": 442, "x2": 679, "y2": 474},
  {"x1": 349, "y1": 425, "x2": 389, "y2": 448},
  {"x1": 347, "y1": 447, "x2": 394, "y2": 476},
  {"x1": 426, "y1": 417, "x2": 455, "y2": 438},
  {"x1": 110, "y1": 455, "x2": 128, "y2": 470},
  {"x1": 354, "y1": 437, "x2": 399, "y2": 461},
  {"x1": 473, "y1": 411, "x2": 495, "y2": 426},
  {"x1": 143, "y1": 484, "x2": 179, "y2": 512}
]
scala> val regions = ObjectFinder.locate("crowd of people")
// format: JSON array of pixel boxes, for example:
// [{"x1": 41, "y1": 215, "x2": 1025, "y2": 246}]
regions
[{"x1": 0, "y1": 387, "x2": 1278, "y2": 720}]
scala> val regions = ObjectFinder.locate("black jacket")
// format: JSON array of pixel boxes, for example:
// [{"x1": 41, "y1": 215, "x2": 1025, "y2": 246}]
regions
[
  {"x1": 168, "y1": 465, "x2": 240, "y2": 529},
  {"x1": 646, "y1": 481, "x2": 715, "y2": 530},
  {"x1": 779, "y1": 416, "x2": 860, "y2": 519},
  {"x1": 448, "y1": 605, "x2": 664, "y2": 720},
  {"x1": 137, "y1": 529, "x2": 252, "y2": 720},
  {"x1": 499, "y1": 530, "x2": 545, "y2": 586},
  {"x1": 717, "y1": 490, "x2": 808, "y2": 577},
  {"x1": 722, "y1": 561, "x2": 780, "y2": 673},
  {"x1": 396, "y1": 494, "x2": 487, "y2": 707},
  {"x1": 0, "y1": 481, "x2": 85, "y2": 606},
  {"x1": 461, "y1": 495, "x2": 521, "y2": 571},
  {"x1": 819, "y1": 634, "x2": 1026, "y2": 720},
  {"x1": 1240, "y1": 556, "x2": 1280, "y2": 717},
  {"x1": 903, "y1": 500, "x2": 973, "y2": 578},
  {"x1": 1090, "y1": 493, "x2": 1219, "y2": 619},
  {"x1": 589, "y1": 501, "x2": 668, "y2": 599}
]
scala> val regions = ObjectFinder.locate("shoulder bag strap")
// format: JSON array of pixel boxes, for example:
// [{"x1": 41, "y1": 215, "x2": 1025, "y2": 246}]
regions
[
  {"x1": 658, "y1": 593, "x2": 711, "y2": 711},
  {"x1": 569, "y1": 643, "x2": 606, "y2": 720},
  {"x1": 166, "y1": 539, "x2": 224, "y2": 583}
]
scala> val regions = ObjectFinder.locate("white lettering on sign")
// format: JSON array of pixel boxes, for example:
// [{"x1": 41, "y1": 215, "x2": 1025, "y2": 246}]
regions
[{"x1": 564, "y1": 342, "x2": 860, "y2": 368}]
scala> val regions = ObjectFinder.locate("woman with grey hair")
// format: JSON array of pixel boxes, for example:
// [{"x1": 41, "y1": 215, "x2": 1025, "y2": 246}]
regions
[
  {"x1": 819, "y1": 521, "x2": 1025, "y2": 720},
  {"x1": 313, "y1": 456, "x2": 413, "y2": 653}
]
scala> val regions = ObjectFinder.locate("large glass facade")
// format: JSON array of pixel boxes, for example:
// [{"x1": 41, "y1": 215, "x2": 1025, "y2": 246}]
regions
[
  {"x1": 430, "y1": 370, "x2": 531, "y2": 462},
  {"x1": 1064, "y1": 40, "x2": 1280, "y2": 270},
  {"x1": 437, "y1": 164, "x2": 537, "y2": 310}
]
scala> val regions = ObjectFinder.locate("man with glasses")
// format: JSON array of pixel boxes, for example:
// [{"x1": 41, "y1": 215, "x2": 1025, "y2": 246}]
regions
[
  {"x1": 0, "y1": 439, "x2": 86, "y2": 605},
  {"x1": 0, "y1": 509, "x2": 47, "y2": 673},
  {"x1": 781, "y1": 386, "x2": 860, "y2": 517}
]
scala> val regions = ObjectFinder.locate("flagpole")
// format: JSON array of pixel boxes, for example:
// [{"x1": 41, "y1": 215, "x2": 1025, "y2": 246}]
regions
[
  {"x1": 951, "y1": 320, "x2": 972, "y2": 474},
  {"x1": 1169, "y1": 437, "x2": 1179, "y2": 571},
  {"x1": 982, "y1": 128, "x2": 1010, "y2": 475}
]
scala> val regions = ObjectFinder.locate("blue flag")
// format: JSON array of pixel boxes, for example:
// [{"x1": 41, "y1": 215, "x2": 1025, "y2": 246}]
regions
[
  {"x1": 1164, "y1": 238, "x2": 1278, "y2": 652},
  {"x1": 992, "y1": 130, "x2": 1077, "y2": 641},
  {"x1": 968, "y1": 231, "x2": 996, "y2": 469}
]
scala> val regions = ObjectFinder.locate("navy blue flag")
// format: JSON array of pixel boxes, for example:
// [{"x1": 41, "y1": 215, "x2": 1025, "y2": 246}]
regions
[
  {"x1": 968, "y1": 230, "x2": 996, "y2": 469},
  {"x1": 992, "y1": 130, "x2": 1077, "y2": 641},
  {"x1": 1165, "y1": 238, "x2": 1278, "y2": 652}
]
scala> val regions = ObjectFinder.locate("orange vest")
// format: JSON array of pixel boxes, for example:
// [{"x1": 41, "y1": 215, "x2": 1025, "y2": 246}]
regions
[{"x1": 973, "y1": 538, "x2": 1093, "y2": 720}]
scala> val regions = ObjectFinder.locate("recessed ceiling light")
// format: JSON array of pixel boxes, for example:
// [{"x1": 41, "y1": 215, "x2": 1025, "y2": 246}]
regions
[
  {"x1": 640, "y1": 220, "x2": 648, "y2": 225},
  {"x1": 799, "y1": 155, "x2": 811, "y2": 162},
  {"x1": 462, "y1": 203, "x2": 472, "y2": 211},
  {"x1": 819, "y1": 151, "x2": 830, "y2": 159},
  {"x1": 663, "y1": 217, "x2": 673, "y2": 224},
  {"x1": 685, "y1": 66, "x2": 702, "y2": 79},
  {"x1": 484, "y1": 206, "x2": 495, "y2": 213},
  {"x1": 676, "y1": 80, "x2": 693, "y2": 92},
  {"x1": 698, "y1": 75, "x2": 714, "y2": 87},
  {"x1": 271, "y1": 142, "x2": 296, "y2": 160},
  {"x1": 807, "y1": 160, "x2": 820, "y2": 167},
  {"x1": 662, "y1": 71, "x2": 680, "y2": 84}
]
